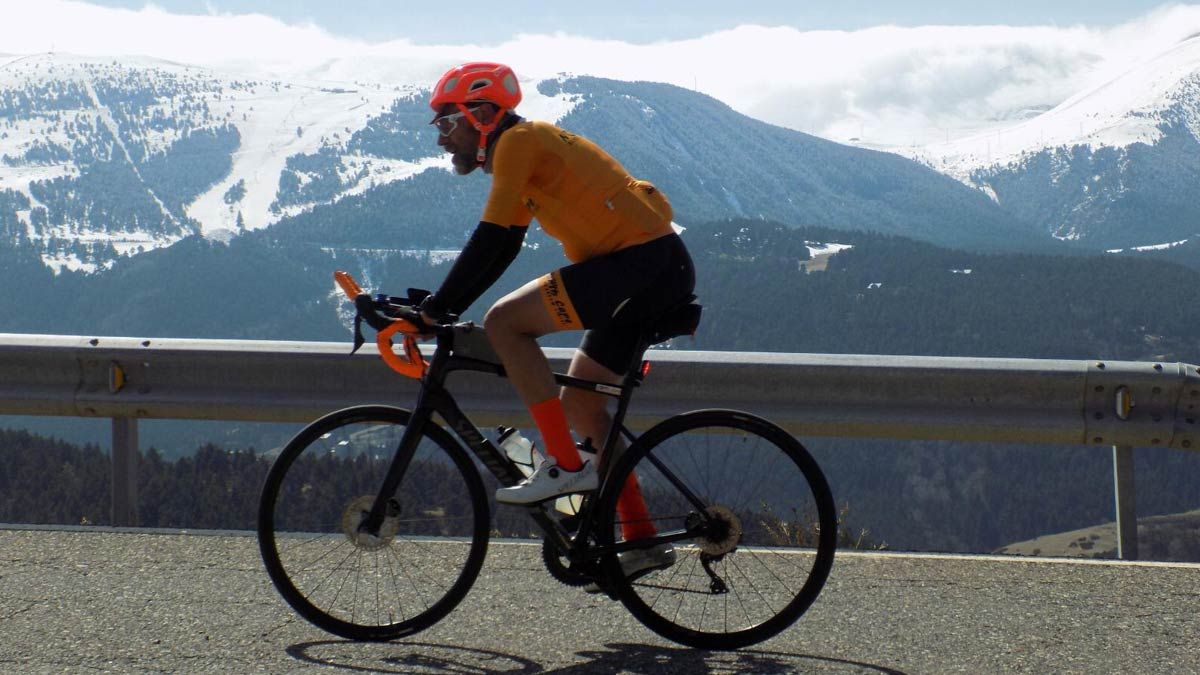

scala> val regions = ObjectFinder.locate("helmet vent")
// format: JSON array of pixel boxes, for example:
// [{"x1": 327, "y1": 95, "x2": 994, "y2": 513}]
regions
[
  {"x1": 441, "y1": 77, "x2": 459, "y2": 93},
  {"x1": 468, "y1": 79, "x2": 493, "y2": 92},
  {"x1": 502, "y1": 74, "x2": 518, "y2": 93}
]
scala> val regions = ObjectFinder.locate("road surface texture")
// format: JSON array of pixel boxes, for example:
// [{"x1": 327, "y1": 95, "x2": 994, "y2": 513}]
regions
[{"x1": 1, "y1": 527, "x2": 1197, "y2": 673}]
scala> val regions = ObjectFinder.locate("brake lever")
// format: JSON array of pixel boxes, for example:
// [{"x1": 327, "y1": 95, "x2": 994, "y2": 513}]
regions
[{"x1": 350, "y1": 294, "x2": 412, "y2": 355}]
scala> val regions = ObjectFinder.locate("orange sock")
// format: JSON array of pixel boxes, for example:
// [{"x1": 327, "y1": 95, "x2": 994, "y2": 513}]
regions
[
  {"x1": 530, "y1": 397, "x2": 582, "y2": 471},
  {"x1": 617, "y1": 472, "x2": 657, "y2": 540}
]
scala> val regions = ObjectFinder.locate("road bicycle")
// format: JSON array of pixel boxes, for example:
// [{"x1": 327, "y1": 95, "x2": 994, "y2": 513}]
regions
[{"x1": 257, "y1": 271, "x2": 837, "y2": 650}]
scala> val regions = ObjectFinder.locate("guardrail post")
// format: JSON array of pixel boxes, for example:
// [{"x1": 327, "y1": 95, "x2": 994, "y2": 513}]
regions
[
  {"x1": 111, "y1": 417, "x2": 139, "y2": 527},
  {"x1": 1112, "y1": 445, "x2": 1137, "y2": 560}
]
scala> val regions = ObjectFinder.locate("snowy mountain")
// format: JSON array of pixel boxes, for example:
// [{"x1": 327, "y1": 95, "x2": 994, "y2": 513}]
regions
[
  {"x1": 907, "y1": 34, "x2": 1200, "y2": 249},
  {"x1": 0, "y1": 53, "x2": 462, "y2": 271},
  {"x1": 0, "y1": 52, "x2": 1047, "y2": 274}
]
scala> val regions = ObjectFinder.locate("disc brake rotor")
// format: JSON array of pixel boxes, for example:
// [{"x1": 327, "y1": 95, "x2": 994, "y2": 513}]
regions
[{"x1": 342, "y1": 495, "x2": 400, "y2": 551}]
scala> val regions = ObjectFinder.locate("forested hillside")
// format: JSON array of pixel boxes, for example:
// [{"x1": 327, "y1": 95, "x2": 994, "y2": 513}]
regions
[
  {"x1": 2, "y1": 217, "x2": 1196, "y2": 362},
  {"x1": 3, "y1": 219, "x2": 1199, "y2": 555},
  {"x1": 5, "y1": 425, "x2": 1200, "y2": 560}
]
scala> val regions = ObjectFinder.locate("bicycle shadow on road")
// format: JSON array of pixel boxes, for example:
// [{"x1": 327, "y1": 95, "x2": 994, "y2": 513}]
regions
[{"x1": 286, "y1": 639, "x2": 907, "y2": 674}]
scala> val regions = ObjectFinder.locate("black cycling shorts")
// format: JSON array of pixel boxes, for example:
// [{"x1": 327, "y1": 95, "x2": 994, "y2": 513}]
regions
[{"x1": 537, "y1": 233, "x2": 695, "y2": 374}]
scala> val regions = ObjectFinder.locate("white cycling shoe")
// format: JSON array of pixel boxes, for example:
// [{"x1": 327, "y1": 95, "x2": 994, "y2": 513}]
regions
[
  {"x1": 585, "y1": 542, "x2": 677, "y2": 594},
  {"x1": 495, "y1": 456, "x2": 599, "y2": 505}
]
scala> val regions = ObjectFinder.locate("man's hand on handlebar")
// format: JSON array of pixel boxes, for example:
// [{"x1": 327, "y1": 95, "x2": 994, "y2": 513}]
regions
[
  {"x1": 416, "y1": 294, "x2": 456, "y2": 338},
  {"x1": 418, "y1": 311, "x2": 438, "y2": 336},
  {"x1": 376, "y1": 299, "x2": 437, "y2": 338}
]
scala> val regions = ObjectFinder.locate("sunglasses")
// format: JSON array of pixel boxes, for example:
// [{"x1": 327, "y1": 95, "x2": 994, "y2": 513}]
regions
[{"x1": 430, "y1": 106, "x2": 482, "y2": 136}]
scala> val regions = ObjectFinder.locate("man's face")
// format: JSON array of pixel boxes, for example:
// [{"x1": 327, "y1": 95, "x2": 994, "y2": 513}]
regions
[{"x1": 433, "y1": 103, "x2": 483, "y2": 175}]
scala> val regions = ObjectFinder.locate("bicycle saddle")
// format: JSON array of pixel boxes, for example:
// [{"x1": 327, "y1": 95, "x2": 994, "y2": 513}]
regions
[{"x1": 643, "y1": 297, "x2": 702, "y2": 346}]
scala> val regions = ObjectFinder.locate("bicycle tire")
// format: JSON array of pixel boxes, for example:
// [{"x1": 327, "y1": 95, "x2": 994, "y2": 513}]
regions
[
  {"x1": 257, "y1": 405, "x2": 489, "y2": 641},
  {"x1": 596, "y1": 409, "x2": 837, "y2": 650}
]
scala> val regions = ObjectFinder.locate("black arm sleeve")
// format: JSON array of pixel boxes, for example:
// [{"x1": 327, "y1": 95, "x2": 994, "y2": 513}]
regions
[{"x1": 422, "y1": 221, "x2": 527, "y2": 317}]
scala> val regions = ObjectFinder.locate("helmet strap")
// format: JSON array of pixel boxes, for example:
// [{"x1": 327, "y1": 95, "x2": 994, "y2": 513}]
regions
[{"x1": 456, "y1": 103, "x2": 507, "y2": 166}]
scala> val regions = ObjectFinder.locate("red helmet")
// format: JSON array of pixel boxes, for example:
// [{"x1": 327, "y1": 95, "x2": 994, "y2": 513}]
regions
[
  {"x1": 429, "y1": 62, "x2": 522, "y2": 167},
  {"x1": 430, "y1": 62, "x2": 522, "y2": 111}
]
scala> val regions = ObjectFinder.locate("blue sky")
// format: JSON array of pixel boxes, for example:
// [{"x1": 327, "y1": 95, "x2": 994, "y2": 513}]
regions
[{"x1": 82, "y1": 0, "x2": 1182, "y2": 43}]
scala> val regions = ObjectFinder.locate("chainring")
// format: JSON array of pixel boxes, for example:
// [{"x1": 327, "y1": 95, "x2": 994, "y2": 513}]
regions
[
  {"x1": 540, "y1": 515, "x2": 601, "y2": 587},
  {"x1": 541, "y1": 539, "x2": 601, "y2": 587}
]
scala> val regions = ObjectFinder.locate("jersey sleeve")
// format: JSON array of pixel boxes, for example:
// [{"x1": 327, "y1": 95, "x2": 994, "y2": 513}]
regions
[
  {"x1": 423, "y1": 222, "x2": 527, "y2": 317},
  {"x1": 481, "y1": 127, "x2": 536, "y2": 227}
]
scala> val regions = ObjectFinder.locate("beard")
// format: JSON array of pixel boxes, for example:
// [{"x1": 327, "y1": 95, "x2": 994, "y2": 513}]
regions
[{"x1": 451, "y1": 151, "x2": 478, "y2": 175}]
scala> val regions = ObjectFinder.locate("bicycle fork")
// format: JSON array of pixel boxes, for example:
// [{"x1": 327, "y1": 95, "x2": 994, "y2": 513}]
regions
[{"x1": 357, "y1": 401, "x2": 435, "y2": 540}]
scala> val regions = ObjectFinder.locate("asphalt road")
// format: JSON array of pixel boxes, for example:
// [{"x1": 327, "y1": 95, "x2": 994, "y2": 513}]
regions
[{"x1": 1, "y1": 527, "x2": 1198, "y2": 673}]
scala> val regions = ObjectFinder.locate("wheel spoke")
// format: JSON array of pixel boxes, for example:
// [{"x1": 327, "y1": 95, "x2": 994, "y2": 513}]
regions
[
  {"x1": 601, "y1": 411, "x2": 836, "y2": 649},
  {"x1": 258, "y1": 407, "x2": 488, "y2": 641}
]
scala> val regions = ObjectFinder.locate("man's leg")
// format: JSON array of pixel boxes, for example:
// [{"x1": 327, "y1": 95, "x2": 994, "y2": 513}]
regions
[
  {"x1": 484, "y1": 278, "x2": 583, "y2": 471},
  {"x1": 563, "y1": 350, "x2": 657, "y2": 540},
  {"x1": 561, "y1": 350, "x2": 621, "y2": 452}
]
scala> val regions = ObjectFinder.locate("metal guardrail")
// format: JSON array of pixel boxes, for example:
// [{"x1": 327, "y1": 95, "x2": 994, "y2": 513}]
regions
[{"x1": 2, "y1": 333, "x2": 1199, "y2": 557}]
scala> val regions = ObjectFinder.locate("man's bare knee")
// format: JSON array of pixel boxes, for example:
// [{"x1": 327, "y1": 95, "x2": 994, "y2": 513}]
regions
[
  {"x1": 482, "y1": 302, "x2": 510, "y2": 335},
  {"x1": 484, "y1": 299, "x2": 531, "y2": 341},
  {"x1": 485, "y1": 288, "x2": 552, "y2": 340}
]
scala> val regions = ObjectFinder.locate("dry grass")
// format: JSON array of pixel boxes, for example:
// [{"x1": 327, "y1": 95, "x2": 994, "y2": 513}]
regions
[{"x1": 759, "y1": 503, "x2": 887, "y2": 550}]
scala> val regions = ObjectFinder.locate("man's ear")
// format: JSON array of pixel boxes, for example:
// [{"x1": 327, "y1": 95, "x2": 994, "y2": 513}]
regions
[{"x1": 478, "y1": 103, "x2": 500, "y2": 123}]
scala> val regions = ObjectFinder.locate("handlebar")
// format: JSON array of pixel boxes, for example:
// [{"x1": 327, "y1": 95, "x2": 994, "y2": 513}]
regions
[{"x1": 334, "y1": 270, "x2": 450, "y2": 379}]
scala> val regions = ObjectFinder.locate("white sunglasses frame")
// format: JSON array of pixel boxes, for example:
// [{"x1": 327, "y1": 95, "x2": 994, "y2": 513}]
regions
[{"x1": 430, "y1": 105, "x2": 484, "y2": 137}]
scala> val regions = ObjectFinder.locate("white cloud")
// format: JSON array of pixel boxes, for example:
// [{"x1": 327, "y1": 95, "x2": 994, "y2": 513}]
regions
[{"x1": 5, "y1": 1, "x2": 1200, "y2": 146}]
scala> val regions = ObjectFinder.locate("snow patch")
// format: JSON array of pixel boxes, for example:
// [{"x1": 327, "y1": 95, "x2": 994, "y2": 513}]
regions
[
  {"x1": 720, "y1": 186, "x2": 744, "y2": 215},
  {"x1": 0, "y1": 163, "x2": 77, "y2": 194},
  {"x1": 319, "y1": 247, "x2": 460, "y2": 265},
  {"x1": 519, "y1": 82, "x2": 583, "y2": 124},
  {"x1": 804, "y1": 242, "x2": 853, "y2": 257},
  {"x1": 42, "y1": 251, "x2": 97, "y2": 275},
  {"x1": 978, "y1": 184, "x2": 999, "y2": 203},
  {"x1": 186, "y1": 79, "x2": 416, "y2": 235},
  {"x1": 38, "y1": 229, "x2": 183, "y2": 274},
  {"x1": 1106, "y1": 238, "x2": 1190, "y2": 253},
  {"x1": 268, "y1": 155, "x2": 451, "y2": 224},
  {"x1": 338, "y1": 154, "x2": 449, "y2": 199}
]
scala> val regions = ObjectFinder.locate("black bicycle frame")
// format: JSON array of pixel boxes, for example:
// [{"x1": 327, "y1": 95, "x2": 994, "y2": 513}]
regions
[{"x1": 359, "y1": 325, "x2": 709, "y2": 561}]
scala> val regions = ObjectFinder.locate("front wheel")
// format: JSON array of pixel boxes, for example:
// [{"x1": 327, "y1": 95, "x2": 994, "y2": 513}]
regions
[
  {"x1": 257, "y1": 405, "x2": 489, "y2": 641},
  {"x1": 597, "y1": 410, "x2": 837, "y2": 650}
]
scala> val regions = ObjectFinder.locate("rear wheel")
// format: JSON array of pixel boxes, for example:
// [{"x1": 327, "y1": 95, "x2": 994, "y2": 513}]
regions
[
  {"x1": 597, "y1": 410, "x2": 836, "y2": 650},
  {"x1": 257, "y1": 405, "x2": 489, "y2": 641}
]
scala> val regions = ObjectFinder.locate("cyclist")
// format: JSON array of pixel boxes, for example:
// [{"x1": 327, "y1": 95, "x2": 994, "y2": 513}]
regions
[{"x1": 418, "y1": 62, "x2": 695, "y2": 580}]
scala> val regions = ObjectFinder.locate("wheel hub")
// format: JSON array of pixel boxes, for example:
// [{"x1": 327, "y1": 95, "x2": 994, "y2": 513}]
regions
[
  {"x1": 695, "y1": 504, "x2": 742, "y2": 555},
  {"x1": 342, "y1": 495, "x2": 400, "y2": 550}
]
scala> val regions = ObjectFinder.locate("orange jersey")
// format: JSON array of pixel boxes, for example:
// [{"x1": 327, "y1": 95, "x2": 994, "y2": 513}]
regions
[{"x1": 482, "y1": 120, "x2": 673, "y2": 262}]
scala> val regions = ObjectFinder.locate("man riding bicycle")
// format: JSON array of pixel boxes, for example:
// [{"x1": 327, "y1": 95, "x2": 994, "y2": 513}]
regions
[{"x1": 417, "y1": 62, "x2": 696, "y2": 581}]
